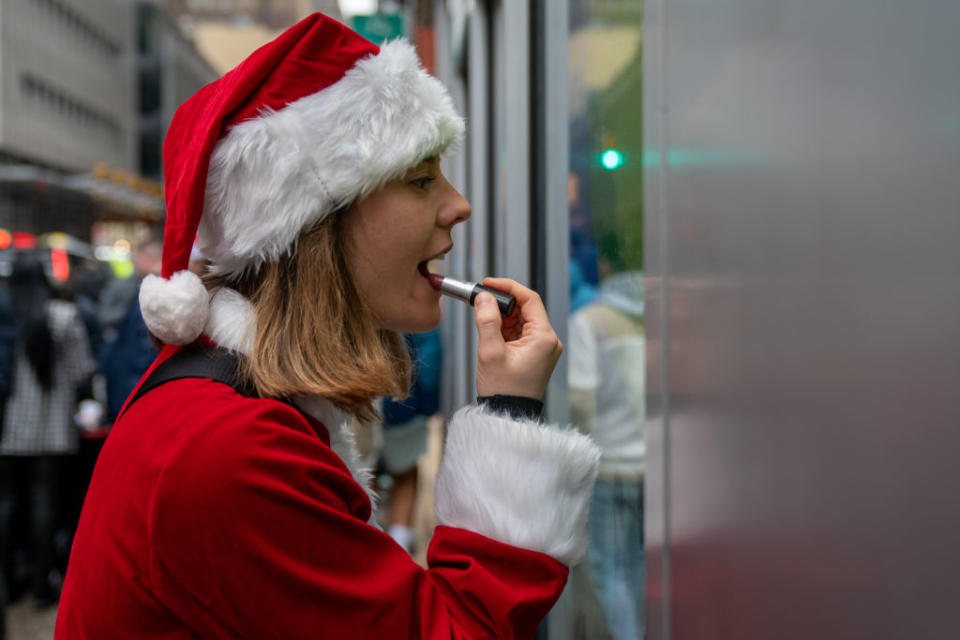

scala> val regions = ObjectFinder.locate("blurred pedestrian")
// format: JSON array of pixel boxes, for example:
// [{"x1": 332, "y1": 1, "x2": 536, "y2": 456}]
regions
[
  {"x1": 0, "y1": 255, "x2": 94, "y2": 608},
  {"x1": 98, "y1": 239, "x2": 161, "y2": 423},
  {"x1": 70, "y1": 260, "x2": 107, "y2": 361},
  {"x1": 58, "y1": 13, "x2": 598, "y2": 638},
  {"x1": 380, "y1": 329, "x2": 443, "y2": 554},
  {"x1": 570, "y1": 259, "x2": 596, "y2": 314},
  {"x1": 0, "y1": 278, "x2": 12, "y2": 640},
  {"x1": 68, "y1": 262, "x2": 105, "y2": 431},
  {"x1": 569, "y1": 263, "x2": 646, "y2": 640},
  {"x1": 97, "y1": 238, "x2": 162, "y2": 340},
  {"x1": 0, "y1": 280, "x2": 15, "y2": 422}
]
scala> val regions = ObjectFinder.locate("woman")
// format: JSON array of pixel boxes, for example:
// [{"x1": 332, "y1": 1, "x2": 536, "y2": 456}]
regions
[
  {"x1": 57, "y1": 14, "x2": 599, "y2": 639},
  {"x1": 0, "y1": 256, "x2": 94, "y2": 607}
]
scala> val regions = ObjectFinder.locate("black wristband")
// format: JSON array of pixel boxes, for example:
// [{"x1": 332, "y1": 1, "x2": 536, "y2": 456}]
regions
[{"x1": 477, "y1": 394, "x2": 544, "y2": 422}]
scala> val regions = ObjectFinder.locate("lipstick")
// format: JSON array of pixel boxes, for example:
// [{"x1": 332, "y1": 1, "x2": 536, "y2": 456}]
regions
[{"x1": 427, "y1": 274, "x2": 516, "y2": 317}]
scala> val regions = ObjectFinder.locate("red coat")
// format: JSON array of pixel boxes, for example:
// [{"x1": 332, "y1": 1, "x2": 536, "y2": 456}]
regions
[{"x1": 58, "y1": 341, "x2": 599, "y2": 639}]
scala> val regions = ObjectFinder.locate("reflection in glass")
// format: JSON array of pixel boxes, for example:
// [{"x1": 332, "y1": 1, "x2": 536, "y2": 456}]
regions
[
  {"x1": 569, "y1": 267, "x2": 644, "y2": 639},
  {"x1": 567, "y1": 1, "x2": 644, "y2": 638}
]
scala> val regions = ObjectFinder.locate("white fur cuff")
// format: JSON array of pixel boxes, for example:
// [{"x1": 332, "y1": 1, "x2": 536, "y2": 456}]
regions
[{"x1": 434, "y1": 405, "x2": 601, "y2": 567}]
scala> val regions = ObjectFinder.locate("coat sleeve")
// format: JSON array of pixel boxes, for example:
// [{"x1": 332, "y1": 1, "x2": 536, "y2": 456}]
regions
[{"x1": 147, "y1": 397, "x2": 594, "y2": 639}]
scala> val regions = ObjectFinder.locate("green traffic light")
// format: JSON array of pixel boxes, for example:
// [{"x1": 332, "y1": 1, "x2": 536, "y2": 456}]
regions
[{"x1": 601, "y1": 149, "x2": 624, "y2": 170}]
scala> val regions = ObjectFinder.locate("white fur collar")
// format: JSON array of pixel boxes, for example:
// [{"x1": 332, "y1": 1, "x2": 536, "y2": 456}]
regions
[
  {"x1": 205, "y1": 288, "x2": 379, "y2": 524},
  {"x1": 293, "y1": 395, "x2": 379, "y2": 521}
]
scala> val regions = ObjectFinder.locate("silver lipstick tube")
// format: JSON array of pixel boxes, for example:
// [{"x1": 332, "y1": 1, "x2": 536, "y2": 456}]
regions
[
  {"x1": 437, "y1": 276, "x2": 517, "y2": 317},
  {"x1": 438, "y1": 277, "x2": 477, "y2": 303}
]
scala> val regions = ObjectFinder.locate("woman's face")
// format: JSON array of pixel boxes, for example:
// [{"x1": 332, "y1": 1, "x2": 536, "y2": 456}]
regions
[{"x1": 343, "y1": 157, "x2": 471, "y2": 333}]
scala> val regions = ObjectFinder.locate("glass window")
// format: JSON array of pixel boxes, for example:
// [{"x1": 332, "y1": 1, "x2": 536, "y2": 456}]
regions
[{"x1": 567, "y1": 1, "x2": 645, "y2": 639}]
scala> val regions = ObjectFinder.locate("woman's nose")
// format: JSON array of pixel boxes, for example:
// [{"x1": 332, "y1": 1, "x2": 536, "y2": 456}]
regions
[{"x1": 438, "y1": 181, "x2": 472, "y2": 228}]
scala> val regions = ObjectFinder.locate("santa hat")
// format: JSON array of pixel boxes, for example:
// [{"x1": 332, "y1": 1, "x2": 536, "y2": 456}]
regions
[{"x1": 140, "y1": 13, "x2": 463, "y2": 345}]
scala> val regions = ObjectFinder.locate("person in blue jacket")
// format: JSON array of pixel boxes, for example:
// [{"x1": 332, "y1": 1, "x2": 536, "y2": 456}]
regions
[{"x1": 379, "y1": 329, "x2": 443, "y2": 553}]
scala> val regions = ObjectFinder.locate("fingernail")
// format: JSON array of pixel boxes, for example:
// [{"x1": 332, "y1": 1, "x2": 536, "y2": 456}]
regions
[{"x1": 476, "y1": 293, "x2": 493, "y2": 306}]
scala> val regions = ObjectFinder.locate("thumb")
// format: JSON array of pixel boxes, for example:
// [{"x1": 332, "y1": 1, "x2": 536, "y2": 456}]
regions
[{"x1": 474, "y1": 292, "x2": 505, "y2": 357}]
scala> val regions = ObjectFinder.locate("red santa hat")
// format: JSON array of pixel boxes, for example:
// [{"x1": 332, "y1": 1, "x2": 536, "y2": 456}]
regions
[{"x1": 140, "y1": 13, "x2": 464, "y2": 345}]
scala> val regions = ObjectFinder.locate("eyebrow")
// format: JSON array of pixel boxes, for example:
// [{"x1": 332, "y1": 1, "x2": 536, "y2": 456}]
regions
[{"x1": 405, "y1": 157, "x2": 439, "y2": 177}]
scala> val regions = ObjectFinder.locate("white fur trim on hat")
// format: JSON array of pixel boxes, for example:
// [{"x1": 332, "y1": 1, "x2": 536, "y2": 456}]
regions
[
  {"x1": 139, "y1": 271, "x2": 210, "y2": 345},
  {"x1": 435, "y1": 405, "x2": 601, "y2": 567},
  {"x1": 200, "y1": 39, "x2": 464, "y2": 278}
]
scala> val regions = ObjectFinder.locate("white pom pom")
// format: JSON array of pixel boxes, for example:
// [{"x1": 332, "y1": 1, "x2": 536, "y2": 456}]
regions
[{"x1": 139, "y1": 271, "x2": 210, "y2": 345}]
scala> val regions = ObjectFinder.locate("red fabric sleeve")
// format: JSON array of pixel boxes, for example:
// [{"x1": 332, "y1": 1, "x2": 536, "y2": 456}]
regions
[{"x1": 144, "y1": 383, "x2": 568, "y2": 639}]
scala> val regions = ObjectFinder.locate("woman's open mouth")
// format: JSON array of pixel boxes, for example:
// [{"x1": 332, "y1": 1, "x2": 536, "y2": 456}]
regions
[{"x1": 417, "y1": 246, "x2": 452, "y2": 282}]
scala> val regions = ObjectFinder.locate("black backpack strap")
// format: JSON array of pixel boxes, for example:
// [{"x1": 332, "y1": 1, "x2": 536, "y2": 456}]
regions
[{"x1": 118, "y1": 346, "x2": 257, "y2": 420}]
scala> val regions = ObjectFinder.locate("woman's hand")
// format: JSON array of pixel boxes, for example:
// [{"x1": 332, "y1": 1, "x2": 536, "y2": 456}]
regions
[{"x1": 474, "y1": 277, "x2": 563, "y2": 400}]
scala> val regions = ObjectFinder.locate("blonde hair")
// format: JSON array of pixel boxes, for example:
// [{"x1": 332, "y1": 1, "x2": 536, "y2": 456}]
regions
[{"x1": 207, "y1": 214, "x2": 410, "y2": 422}]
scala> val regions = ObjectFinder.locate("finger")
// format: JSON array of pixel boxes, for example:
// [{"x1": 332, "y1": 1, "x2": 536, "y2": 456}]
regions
[
  {"x1": 474, "y1": 291, "x2": 506, "y2": 359},
  {"x1": 499, "y1": 318, "x2": 523, "y2": 343},
  {"x1": 482, "y1": 277, "x2": 550, "y2": 326}
]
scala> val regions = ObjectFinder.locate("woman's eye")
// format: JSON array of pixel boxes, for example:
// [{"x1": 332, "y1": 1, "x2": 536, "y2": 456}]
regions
[{"x1": 411, "y1": 177, "x2": 435, "y2": 190}]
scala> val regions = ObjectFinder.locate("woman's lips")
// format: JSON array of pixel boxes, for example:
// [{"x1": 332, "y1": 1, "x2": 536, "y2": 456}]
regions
[
  {"x1": 426, "y1": 273, "x2": 444, "y2": 290},
  {"x1": 417, "y1": 261, "x2": 444, "y2": 290},
  {"x1": 417, "y1": 246, "x2": 452, "y2": 281}
]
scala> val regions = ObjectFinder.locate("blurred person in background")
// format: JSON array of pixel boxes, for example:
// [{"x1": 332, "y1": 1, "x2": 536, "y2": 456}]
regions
[
  {"x1": 66, "y1": 262, "x2": 111, "y2": 541},
  {"x1": 97, "y1": 238, "x2": 162, "y2": 339},
  {"x1": 0, "y1": 278, "x2": 12, "y2": 639},
  {"x1": 568, "y1": 244, "x2": 646, "y2": 640},
  {"x1": 379, "y1": 328, "x2": 443, "y2": 554},
  {"x1": 0, "y1": 279, "x2": 16, "y2": 422},
  {"x1": 0, "y1": 255, "x2": 94, "y2": 608},
  {"x1": 68, "y1": 261, "x2": 107, "y2": 431},
  {"x1": 70, "y1": 259, "x2": 108, "y2": 361},
  {"x1": 570, "y1": 260, "x2": 597, "y2": 314},
  {"x1": 98, "y1": 238, "x2": 162, "y2": 423}
]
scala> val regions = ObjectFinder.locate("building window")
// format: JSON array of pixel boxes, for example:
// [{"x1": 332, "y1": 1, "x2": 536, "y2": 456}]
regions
[
  {"x1": 32, "y1": 0, "x2": 123, "y2": 58},
  {"x1": 20, "y1": 72, "x2": 124, "y2": 148}
]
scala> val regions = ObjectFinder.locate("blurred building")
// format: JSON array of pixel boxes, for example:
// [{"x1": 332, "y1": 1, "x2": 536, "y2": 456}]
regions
[
  {"x1": 156, "y1": 0, "x2": 341, "y2": 29},
  {"x1": 153, "y1": 0, "x2": 341, "y2": 75},
  {"x1": 0, "y1": 0, "x2": 215, "y2": 267},
  {"x1": 138, "y1": 2, "x2": 219, "y2": 180},
  {"x1": 0, "y1": 0, "x2": 138, "y2": 247},
  {"x1": 0, "y1": 0, "x2": 137, "y2": 171}
]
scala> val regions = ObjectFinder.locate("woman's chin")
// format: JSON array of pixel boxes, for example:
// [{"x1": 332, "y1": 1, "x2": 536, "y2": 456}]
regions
[{"x1": 379, "y1": 304, "x2": 441, "y2": 333}]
